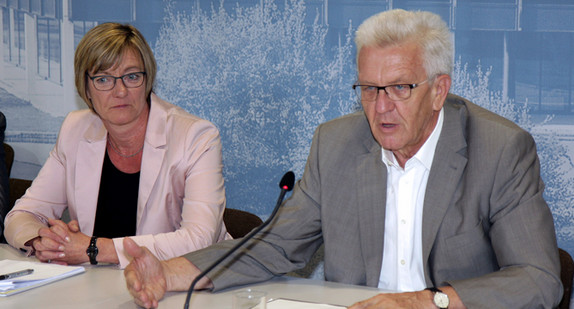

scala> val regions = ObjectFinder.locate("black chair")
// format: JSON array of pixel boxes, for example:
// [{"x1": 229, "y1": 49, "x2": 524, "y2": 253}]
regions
[
  {"x1": 223, "y1": 208, "x2": 263, "y2": 238},
  {"x1": 1, "y1": 143, "x2": 13, "y2": 211},
  {"x1": 1, "y1": 144, "x2": 32, "y2": 241},
  {"x1": 1, "y1": 143, "x2": 32, "y2": 215},
  {"x1": 8, "y1": 178, "x2": 32, "y2": 212},
  {"x1": 3, "y1": 143, "x2": 14, "y2": 176},
  {"x1": 1, "y1": 143, "x2": 15, "y2": 243},
  {"x1": 1, "y1": 178, "x2": 32, "y2": 245},
  {"x1": 559, "y1": 248, "x2": 574, "y2": 309}
]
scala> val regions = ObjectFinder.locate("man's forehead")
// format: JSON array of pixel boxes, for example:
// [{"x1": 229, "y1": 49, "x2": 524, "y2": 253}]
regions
[{"x1": 357, "y1": 45, "x2": 424, "y2": 82}]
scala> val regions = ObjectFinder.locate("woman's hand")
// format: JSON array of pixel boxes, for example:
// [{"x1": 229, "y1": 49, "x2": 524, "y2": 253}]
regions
[
  {"x1": 56, "y1": 219, "x2": 92, "y2": 264},
  {"x1": 31, "y1": 219, "x2": 70, "y2": 264},
  {"x1": 32, "y1": 219, "x2": 90, "y2": 265}
]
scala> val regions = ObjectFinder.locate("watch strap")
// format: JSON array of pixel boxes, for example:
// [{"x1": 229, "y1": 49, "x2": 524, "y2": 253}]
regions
[
  {"x1": 426, "y1": 287, "x2": 443, "y2": 293},
  {"x1": 86, "y1": 236, "x2": 99, "y2": 265}
]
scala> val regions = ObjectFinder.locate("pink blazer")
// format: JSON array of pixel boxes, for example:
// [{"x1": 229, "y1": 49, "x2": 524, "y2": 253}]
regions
[{"x1": 5, "y1": 94, "x2": 231, "y2": 268}]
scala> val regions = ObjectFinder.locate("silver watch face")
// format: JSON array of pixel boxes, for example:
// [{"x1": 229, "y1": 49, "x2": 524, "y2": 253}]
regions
[{"x1": 434, "y1": 292, "x2": 449, "y2": 308}]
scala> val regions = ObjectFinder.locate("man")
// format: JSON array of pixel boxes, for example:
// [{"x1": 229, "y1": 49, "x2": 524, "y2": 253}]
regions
[{"x1": 124, "y1": 9, "x2": 562, "y2": 309}]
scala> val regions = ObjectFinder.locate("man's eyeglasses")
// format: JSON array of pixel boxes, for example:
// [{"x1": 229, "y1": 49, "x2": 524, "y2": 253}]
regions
[
  {"x1": 87, "y1": 72, "x2": 146, "y2": 91},
  {"x1": 352, "y1": 79, "x2": 429, "y2": 102}
]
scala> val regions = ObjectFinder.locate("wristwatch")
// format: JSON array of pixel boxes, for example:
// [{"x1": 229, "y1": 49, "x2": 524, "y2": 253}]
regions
[
  {"x1": 426, "y1": 287, "x2": 449, "y2": 308},
  {"x1": 86, "y1": 236, "x2": 99, "y2": 265}
]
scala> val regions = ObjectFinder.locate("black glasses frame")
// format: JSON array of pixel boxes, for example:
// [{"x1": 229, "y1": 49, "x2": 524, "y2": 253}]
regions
[
  {"x1": 352, "y1": 79, "x2": 429, "y2": 102},
  {"x1": 87, "y1": 72, "x2": 146, "y2": 91}
]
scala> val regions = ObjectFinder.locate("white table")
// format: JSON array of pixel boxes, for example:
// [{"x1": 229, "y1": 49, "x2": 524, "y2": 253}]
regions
[{"x1": 0, "y1": 244, "x2": 387, "y2": 308}]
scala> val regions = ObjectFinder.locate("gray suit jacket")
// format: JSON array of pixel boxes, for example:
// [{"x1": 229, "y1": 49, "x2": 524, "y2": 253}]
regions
[{"x1": 187, "y1": 94, "x2": 562, "y2": 308}]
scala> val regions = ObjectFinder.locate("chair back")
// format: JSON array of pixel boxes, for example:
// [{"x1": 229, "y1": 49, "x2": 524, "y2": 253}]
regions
[
  {"x1": 559, "y1": 248, "x2": 574, "y2": 309},
  {"x1": 223, "y1": 208, "x2": 263, "y2": 238},
  {"x1": 3, "y1": 143, "x2": 13, "y2": 176},
  {"x1": 1, "y1": 178, "x2": 32, "y2": 243},
  {"x1": 8, "y1": 178, "x2": 32, "y2": 211}
]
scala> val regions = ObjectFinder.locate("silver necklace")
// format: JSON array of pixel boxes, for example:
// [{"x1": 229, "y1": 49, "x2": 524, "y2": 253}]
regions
[{"x1": 107, "y1": 138, "x2": 144, "y2": 158}]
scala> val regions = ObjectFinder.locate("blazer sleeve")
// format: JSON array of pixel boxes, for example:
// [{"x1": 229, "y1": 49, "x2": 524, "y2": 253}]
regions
[
  {"x1": 112, "y1": 117, "x2": 231, "y2": 269},
  {"x1": 447, "y1": 129, "x2": 562, "y2": 308},
  {"x1": 4, "y1": 113, "x2": 75, "y2": 253}
]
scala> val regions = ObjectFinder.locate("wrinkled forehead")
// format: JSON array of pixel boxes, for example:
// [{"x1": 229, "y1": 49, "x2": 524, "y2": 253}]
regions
[{"x1": 358, "y1": 43, "x2": 425, "y2": 77}]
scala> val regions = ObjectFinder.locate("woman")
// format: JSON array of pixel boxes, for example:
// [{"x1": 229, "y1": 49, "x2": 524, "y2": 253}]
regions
[{"x1": 4, "y1": 23, "x2": 230, "y2": 268}]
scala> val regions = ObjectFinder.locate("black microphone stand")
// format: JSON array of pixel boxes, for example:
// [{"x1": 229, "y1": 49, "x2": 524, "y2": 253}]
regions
[{"x1": 183, "y1": 171, "x2": 295, "y2": 309}]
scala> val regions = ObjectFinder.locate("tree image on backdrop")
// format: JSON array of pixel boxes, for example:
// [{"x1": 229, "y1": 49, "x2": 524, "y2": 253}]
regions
[{"x1": 155, "y1": 0, "x2": 355, "y2": 216}]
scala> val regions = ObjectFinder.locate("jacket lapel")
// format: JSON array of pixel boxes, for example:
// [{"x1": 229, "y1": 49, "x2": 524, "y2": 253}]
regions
[
  {"x1": 421, "y1": 100, "x2": 468, "y2": 285},
  {"x1": 75, "y1": 114, "x2": 107, "y2": 235},
  {"x1": 356, "y1": 127, "x2": 387, "y2": 287},
  {"x1": 137, "y1": 94, "x2": 167, "y2": 227}
]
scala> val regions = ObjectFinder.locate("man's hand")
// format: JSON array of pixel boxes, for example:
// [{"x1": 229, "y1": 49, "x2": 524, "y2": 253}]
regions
[
  {"x1": 348, "y1": 286, "x2": 465, "y2": 309},
  {"x1": 348, "y1": 290, "x2": 435, "y2": 309},
  {"x1": 123, "y1": 238, "x2": 210, "y2": 309},
  {"x1": 124, "y1": 238, "x2": 166, "y2": 308}
]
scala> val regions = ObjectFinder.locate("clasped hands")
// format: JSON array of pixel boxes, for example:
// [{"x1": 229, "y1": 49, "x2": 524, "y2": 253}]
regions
[{"x1": 30, "y1": 219, "x2": 91, "y2": 265}]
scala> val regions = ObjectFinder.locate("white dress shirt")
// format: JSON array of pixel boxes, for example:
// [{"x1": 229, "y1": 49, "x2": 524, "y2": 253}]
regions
[{"x1": 378, "y1": 108, "x2": 444, "y2": 291}]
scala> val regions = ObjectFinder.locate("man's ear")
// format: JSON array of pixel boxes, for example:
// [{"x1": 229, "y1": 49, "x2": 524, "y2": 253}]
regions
[{"x1": 432, "y1": 74, "x2": 451, "y2": 110}]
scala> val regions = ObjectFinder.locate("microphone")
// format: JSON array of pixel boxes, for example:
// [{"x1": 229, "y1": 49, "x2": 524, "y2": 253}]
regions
[{"x1": 183, "y1": 171, "x2": 295, "y2": 309}]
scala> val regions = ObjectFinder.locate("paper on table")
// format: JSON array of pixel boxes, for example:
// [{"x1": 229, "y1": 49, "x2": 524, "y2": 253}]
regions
[
  {"x1": 267, "y1": 298, "x2": 346, "y2": 308},
  {"x1": 0, "y1": 259, "x2": 85, "y2": 296}
]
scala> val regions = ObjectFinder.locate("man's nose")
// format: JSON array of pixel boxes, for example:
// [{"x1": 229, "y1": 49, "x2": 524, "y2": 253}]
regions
[{"x1": 375, "y1": 89, "x2": 394, "y2": 113}]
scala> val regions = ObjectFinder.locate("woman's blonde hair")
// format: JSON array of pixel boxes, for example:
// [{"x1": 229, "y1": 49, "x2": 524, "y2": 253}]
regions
[{"x1": 74, "y1": 23, "x2": 157, "y2": 110}]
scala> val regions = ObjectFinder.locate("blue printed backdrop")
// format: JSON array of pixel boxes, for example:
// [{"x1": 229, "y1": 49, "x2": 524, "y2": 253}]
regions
[{"x1": 1, "y1": 0, "x2": 574, "y2": 298}]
